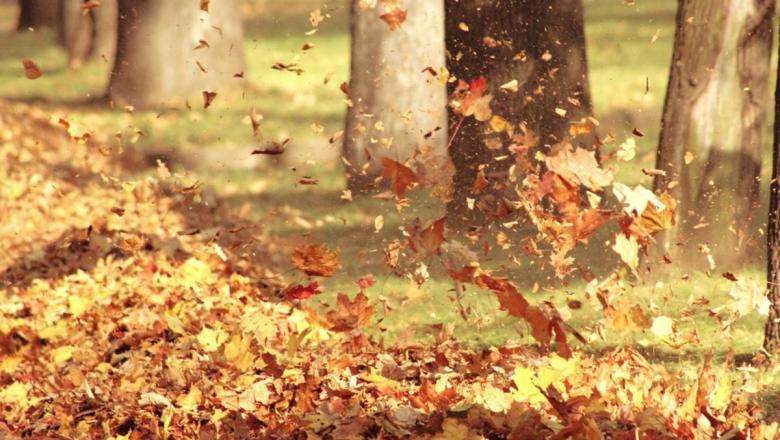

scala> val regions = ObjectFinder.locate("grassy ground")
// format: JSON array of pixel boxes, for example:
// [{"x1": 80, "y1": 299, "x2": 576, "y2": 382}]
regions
[{"x1": 1, "y1": 0, "x2": 778, "y2": 405}]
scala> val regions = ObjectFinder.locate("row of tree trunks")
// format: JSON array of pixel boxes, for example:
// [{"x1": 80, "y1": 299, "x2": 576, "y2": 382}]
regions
[
  {"x1": 444, "y1": 0, "x2": 592, "y2": 230},
  {"x1": 653, "y1": 0, "x2": 774, "y2": 270},
  {"x1": 343, "y1": 0, "x2": 448, "y2": 193}
]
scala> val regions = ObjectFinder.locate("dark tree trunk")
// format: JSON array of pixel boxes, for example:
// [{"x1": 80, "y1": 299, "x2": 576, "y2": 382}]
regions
[
  {"x1": 343, "y1": 0, "x2": 448, "y2": 194},
  {"x1": 763, "y1": 9, "x2": 780, "y2": 354},
  {"x1": 653, "y1": 0, "x2": 773, "y2": 268},
  {"x1": 17, "y1": 0, "x2": 59, "y2": 31},
  {"x1": 60, "y1": 0, "x2": 118, "y2": 69},
  {"x1": 108, "y1": 0, "x2": 246, "y2": 109},
  {"x1": 444, "y1": 0, "x2": 592, "y2": 229},
  {"x1": 735, "y1": 1, "x2": 774, "y2": 252}
]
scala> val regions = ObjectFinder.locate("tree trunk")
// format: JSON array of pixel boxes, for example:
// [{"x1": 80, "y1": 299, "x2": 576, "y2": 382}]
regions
[
  {"x1": 735, "y1": 1, "x2": 774, "y2": 252},
  {"x1": 444, "y1": 0, "x2": 592, "y2": 229},
  {"x1": 343, "y1": 0, "x2": 448, "y2": 194},
  {"x1": 60, "y1": 0, "x2": 118, "y2": 69},
  {"x1": 763, "y1": 15, "x2": 780, "y2": 354},
  {"x1": 108, "y1": 0, "x2": 246, "y2": 109},
  {"x1": 17, "y1": 0, "x2": 59, "y2": 31},
  {"x1": 653, "y1": 0, "x2": 773, "y2": 269}
]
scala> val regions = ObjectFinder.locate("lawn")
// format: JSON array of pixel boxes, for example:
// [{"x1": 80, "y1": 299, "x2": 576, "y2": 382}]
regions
[{"x1": 1, "y1": 0, "x2": 778, "y2": 407}]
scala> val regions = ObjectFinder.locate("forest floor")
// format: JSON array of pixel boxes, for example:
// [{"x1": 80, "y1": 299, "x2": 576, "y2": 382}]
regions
[{"x1": 2, "y1": 0, "x2": 780, "y2": 436}]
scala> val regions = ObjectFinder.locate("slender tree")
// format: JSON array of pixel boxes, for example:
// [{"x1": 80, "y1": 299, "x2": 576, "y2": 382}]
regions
[
  {"x1": 343, "y1": 0, "x2": 448, "y2": 193},
  {"x1": 16, "y1": 0, "x2": 59, "y2": 31},
  {"x1": 444, "y1": 0, "x2": 592, "y2": 229},
  {"x1": 763, "y1": 8, "x2": 780, "y2": 354},
  {"x1": 653, "y1": 0, "x2": 774, "y2": 267},
  {"x1": 108, "y1": 0, "x2": 246, "y2": 109}
]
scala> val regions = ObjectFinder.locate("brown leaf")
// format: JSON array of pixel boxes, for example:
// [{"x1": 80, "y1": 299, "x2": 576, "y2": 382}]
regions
[
  {"x1": 381, "y1": 157, "x2": 418, "y2": 197},
  {"x1": 419, "y1": 217, "x2": 446, "y2": 256},
  {"x1": 291, "y1": 243, "x2": 341, "y2": 277},
  {"x1": 545, "y1": 145, "x2": 613, "y2": 191},
  {"x1": 325, "y1": 293, "x2": 375, "y2": 331},
  {"x1": 22, "y1": 59, "x2": 42, "y2": 80},
  {"x1": 200, "y1": 0, "x2": 209, "y2": 12},
  {"x1": 202, "y1": 90, "x2": 217, "y2": 109},
  {"x1": 379, "y1": 7, "x2": 407, "y2": 31}
]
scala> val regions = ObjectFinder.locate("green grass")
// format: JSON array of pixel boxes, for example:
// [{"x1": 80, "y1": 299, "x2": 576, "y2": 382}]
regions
[{"x1": 2, "y1": 0, "x2": 779, "y2": 404}]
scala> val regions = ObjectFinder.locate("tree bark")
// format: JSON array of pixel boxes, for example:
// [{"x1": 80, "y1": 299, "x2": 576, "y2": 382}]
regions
[
  {"x1": 17, "y1": 0, "x2": 59, "y2": 31},
  {"x1": 444, "y1": 0, "x2": 592, "y2": 229},
  {"x1": 653, "y1": 0, "x2": 773, "y2": 268},
  {"x1": 343, "y1": 0, "x2": 448, "y2": 194},
  {"x1": 108, "y1": 0, "x2": 246, "y2": 109},
  {"x1": 763, "y1": 15, "x2": 780, "y2": 354},
  {"x1": 60, "y1": 0, "x2": 118, "y2": 69},
  {"x1": 735, "y1": 1, "x2": 774, "y2": 251}
]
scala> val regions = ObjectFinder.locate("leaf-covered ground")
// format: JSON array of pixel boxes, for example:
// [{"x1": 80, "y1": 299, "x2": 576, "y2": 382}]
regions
[{"x1": 2, "y1": 101, "x2": 780, "y2": 439}]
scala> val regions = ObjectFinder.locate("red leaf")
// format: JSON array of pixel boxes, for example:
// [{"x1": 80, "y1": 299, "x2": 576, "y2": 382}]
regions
[
  {"x1": 202, "y1": 90, "x2": 217, "y2": 109},
  {"x1": 283, "y1": 281, "x2": 322, "y2": 300}
]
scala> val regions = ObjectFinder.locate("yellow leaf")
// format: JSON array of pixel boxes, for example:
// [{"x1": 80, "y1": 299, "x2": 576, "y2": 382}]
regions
[
  {"x1": 0, "y1": 355, "x2": 22, "y2": 374},
  {"x1": 51, "y1": 345, "x2": 75, "y2": 364},
  {"x1": 197, "y1": 327, "x2": 228, "y2": 352},
  {"x1": 489, "y1": 115, "x2": 511, "y2": 134},
  {"x1": 0, "y1": 382, "x2": 28, "y2": 406},
  {"x1": 709, "y1": 373, "x2": 732, "y2": 412},
  {"x1": 224, "y1": 334, "x2": 255, "y2": 371},
  {"x1": 512, "y1": 366, "x2": 546, "y2": 404},
  {"x1": 68, "y1": 295, "x2": 92, "y2": 317},
  {"x1": 179, "y1": 257, "x2": 214, "y2": 289},
  {"x1": 612, "y1": 233, "x2": 639, "y2": 271},
  {"x1": 177, "y1": 386, "x2": 202, "y2": 412}
]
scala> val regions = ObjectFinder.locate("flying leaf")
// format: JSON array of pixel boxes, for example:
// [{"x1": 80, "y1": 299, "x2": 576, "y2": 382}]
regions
[
  {"x1": 325, "y1": 293, "x2": 375, "y2": 331},
  {"x1": 22, "y1": 59, "x2": 42, "y2": 79},
  {"x1": 545, "y1": 146, "x2": 613, "y2": 191},
  {"x1": 419, "y1": 217, "x2": 446, "y2": 255},
  {"x1": 291, "y1": 243, "x2": 341, "y2": 277},
  {"x1": 283, "y1": 281, "x2": 323, "y2": 300},
  {"x1": 202, "y1": 90, "x2": 217, "y2": 109},
  {"x1": 612, "y1": 233, "x2": 639, "y2": 271},
  {"x1": 379, "y1": 7, "x2": 407, "y2": 31},
  {"x1": 382, "y1": 157, "x2": 418, "y2": 197}
]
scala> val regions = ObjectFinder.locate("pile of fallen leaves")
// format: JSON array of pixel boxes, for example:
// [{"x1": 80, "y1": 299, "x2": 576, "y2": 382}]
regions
[{"x1": 1, "y1": 100, "x2": 778, "y2": 439}]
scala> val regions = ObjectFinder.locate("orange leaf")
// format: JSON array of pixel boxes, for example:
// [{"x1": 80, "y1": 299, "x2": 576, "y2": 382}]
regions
[
  {"x1": 291, "y1": 244, "x2": 341, "y2": 277},
  {"x1": 419, "y1": 217, "x2": 446, "y2": 256},
  {"x1": 325, "y1": 293, "x2": 375, "y2": 331},
  {"x1": 22, "y1": 59, "x2": 42, "y2": 80},
  {"x1": 379, "y1": 7, "x2": 407, "y2": 31},
  {"x1": 381, "y1": 157, "x2": 418, "y2": 197}
]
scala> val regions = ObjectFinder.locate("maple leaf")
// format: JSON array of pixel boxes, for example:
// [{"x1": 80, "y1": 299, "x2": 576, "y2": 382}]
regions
[
  {"x1": 325, "y1": 293, "x2": 375, "y2": 331},
  {"x1": 454, "y1": 77, "x2": 493, "y2": 122},
  {"x1": 381, "y1": 157, "x2": 418, "y2": 197},
  {"x1": 291, "y1": 244, "x2": 340, "y2": 277},
  {"x1": 545, "y1": 145, "x2": 613, "y2": 191},
  {"x1": 283, "y1": 281, "x2": 323, "y2": 300},
  {"x1": 379, "y1": 7, "x2": 407, "y2": 31},
  {"x1": 22, "y1": 59, "x2": 42, "y2": 80}
]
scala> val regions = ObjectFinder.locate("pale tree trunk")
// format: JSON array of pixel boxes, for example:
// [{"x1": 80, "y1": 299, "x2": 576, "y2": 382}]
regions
[
  {"x1": 108, "y1": 0, "x2": 246, "y2": 109},
  {"x1": 445, "y1": 0, "x2": 592, "y2": 229},
  {"x1": 763, "y1": 17, "x2": 780, "y2": 354},
  {"x1": 343, "y1": 0, "x2": 447, "y2": 194},
  {"x1": 17, "y1": 0, "x2": 59, "y2": 31},
  {"x1": 653, "y1": 0, "x2": 773, "y2": 269},
  {"x1": 60, "y1": 0, "x2": 117, "y2": 69}
]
